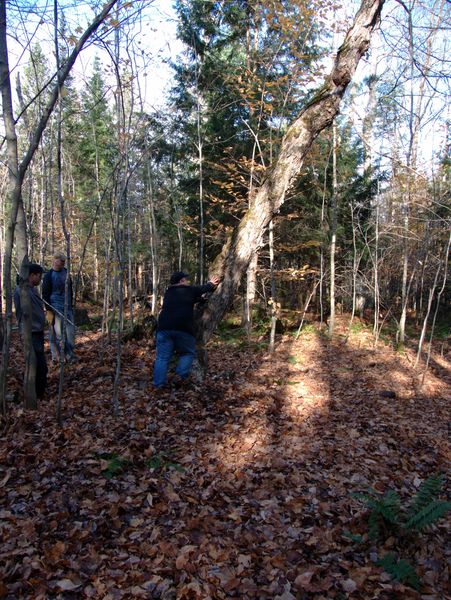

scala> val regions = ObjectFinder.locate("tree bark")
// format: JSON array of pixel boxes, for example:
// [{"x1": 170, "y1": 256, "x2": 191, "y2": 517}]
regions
[
  {"x1": 328, "y1": 119, "x2": 338, "y2": 336},
  {"x1": 200, "y1": 0, "x2": 385, "y2": 344},
  {"x1": 243, "y1": 252, "x2": 257, "y2": 337},
  {"x1": 268, "y1": 219, "x2": 277, "y2": 352},
  {"x1": 146, "y1": 166, "x2": 159, "y2": 315}
]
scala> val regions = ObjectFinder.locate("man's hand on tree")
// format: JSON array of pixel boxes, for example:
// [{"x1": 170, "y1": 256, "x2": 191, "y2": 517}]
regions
[{"x1": 209, "y1": 276, "x2": 221, "y2": 287}]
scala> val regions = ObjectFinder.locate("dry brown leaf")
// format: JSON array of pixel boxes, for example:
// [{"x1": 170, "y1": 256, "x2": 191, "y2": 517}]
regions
[
  {"x1": 342, "y1": 578, "x2": 357, "y2": 593},
  {"x1": 54, "y1": 578, "x2": 82, "y2": 591}
]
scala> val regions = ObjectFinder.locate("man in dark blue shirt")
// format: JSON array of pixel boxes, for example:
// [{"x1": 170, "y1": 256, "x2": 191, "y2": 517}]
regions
[
  {"x1": 42, "y1": 253, "x2": 76, "y2": 362},
  {"x1": 153, "y1": 271, "x2": 220, "y2": 389}
]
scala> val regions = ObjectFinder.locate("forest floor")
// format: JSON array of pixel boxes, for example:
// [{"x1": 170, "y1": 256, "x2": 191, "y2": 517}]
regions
[{"x1": 0, "y1": 315, "x2": 449, "y2": 600}]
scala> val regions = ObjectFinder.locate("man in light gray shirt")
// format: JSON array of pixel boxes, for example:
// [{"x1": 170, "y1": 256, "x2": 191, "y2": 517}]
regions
[{"x1": 14, "y1": 264, "x2": 48, "y2": 399}]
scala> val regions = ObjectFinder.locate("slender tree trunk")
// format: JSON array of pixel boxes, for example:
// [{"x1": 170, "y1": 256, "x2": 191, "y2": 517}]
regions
[
  {"x1": 398, "y1": 190, "x2": 409, "y2": 347},
  {"x1": 243, "y1": 253, "x2": 257, "y2": 338},
  {"x1": 346, "y1": 201, "x2": 361, "y2": 341},
  {"x1": 92, "y1": 136, "x2": 103, "y2": 304},
  {"x1": 319, "y1": 152, "x2": 330, "y2": 326},
  {"x1": 112, "y1": 269, "x2": 123, "y2": 415},
  {"x1": 127, "y1": 191, "x2": 134, "y2": 327},
  {"x1": 420, "y1": 232, "x2": 450, "y2": 384},
  {"x1": 329, "y1": 120, "x2": 338, "y2": 336},
  {"x1": 16, "y1": 199, "x2": 36, "y2": 409},
  {"x1": 373, "y1": 183, "x2": 381, "y2": 344},
  {"x1": 102, "y1": 230, "x2": 113, "y2": 335},
  {"x1": 268, "y1": 219, "x2": 277, "y2": 352},
  {"x1": 415, "y1": 232, "x2": 450, "y2": 368},
  {"x1": 39, "y1": 154, "x2": 46, "y2": 265},
  {"x1": 147, "y1": 168, "x2": 159, "y2": 315},
  {"x1": 196, "y1": 82, "x2": 205, "y2": 284},
  {"x1": 93, "y1": 222, "x2": 99, "y2": 302},
  {"x1": 111, "y1": 18, "x2": 127, "y2": 416}
]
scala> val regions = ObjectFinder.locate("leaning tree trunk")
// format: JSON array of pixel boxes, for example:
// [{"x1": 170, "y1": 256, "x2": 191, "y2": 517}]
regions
[{"x1": 199, "y1": 0, "x2": 385, "y2": 344}]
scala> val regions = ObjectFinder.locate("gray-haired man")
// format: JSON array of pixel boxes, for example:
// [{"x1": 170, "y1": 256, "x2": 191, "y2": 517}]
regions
[{"x1": 42, "y1": 253, "x2": 76, "y2": 362}]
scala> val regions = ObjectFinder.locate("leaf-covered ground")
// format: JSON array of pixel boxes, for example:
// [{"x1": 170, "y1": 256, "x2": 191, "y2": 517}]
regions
[{"x1": 1, "y1": 318, "x2": 449, "y2": 599}]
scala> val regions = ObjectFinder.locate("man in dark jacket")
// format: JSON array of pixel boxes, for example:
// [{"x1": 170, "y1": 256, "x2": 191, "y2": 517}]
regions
[
  {"x1": 42, "y1": 252, "x2": 76, "y2": 362},
  {"x1": 14, "y1": 264, "x2": 48, "y2": 399},
  {"x1": 153, "y1": 271, "x2": 220, "y2": 388}
]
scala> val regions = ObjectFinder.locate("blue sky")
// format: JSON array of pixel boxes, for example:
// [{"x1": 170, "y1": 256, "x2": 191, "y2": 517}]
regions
[{"x1": 7, "y1": 0, "x2": 449, "y2": 169}]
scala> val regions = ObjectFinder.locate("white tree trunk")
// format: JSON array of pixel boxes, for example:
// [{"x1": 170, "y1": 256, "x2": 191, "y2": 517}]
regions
[{"x1": 329, "y1": 119, "x2": 338, "y2": 336}]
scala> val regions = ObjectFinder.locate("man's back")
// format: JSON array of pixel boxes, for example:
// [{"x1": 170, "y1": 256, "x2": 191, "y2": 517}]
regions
[{"x1": 157, "y1": 283, "x2": 213, "y2": 335}]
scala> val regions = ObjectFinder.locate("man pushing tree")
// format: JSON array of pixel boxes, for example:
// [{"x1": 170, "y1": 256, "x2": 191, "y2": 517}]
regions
[{"x1": 153, "y1": 272, "x2": 220, "y2": 389}]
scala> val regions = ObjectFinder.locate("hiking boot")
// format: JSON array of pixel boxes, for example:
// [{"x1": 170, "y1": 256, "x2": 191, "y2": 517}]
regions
[
  {"x1": 153, "y1": 385, "x2": 169, "y2": 397},
  {"x1": 172, "y1": 375, "x2": 189, "y2": 389}
]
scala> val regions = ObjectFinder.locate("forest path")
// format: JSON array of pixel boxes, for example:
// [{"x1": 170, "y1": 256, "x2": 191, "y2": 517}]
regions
[{"x1": 1, "y1": 322, "x2": 449, "y2": 599}]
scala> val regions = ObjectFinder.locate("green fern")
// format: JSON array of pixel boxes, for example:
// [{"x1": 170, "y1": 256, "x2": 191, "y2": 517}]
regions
[
  {"x1": 377, "y1": 553, "x2": 420, "y2": 590},
  {"x1": 404, "y1": 474, "x2": 450, "y2": 531},
  {"x1": 101, "y1": 453, "x2": 128, "y2": 479},
  {"x1": 405, "y1": 500, "x2": 451, "y2": 532},
  {"x1": 351, "y1": 490, "x2": 378, "y2": 506},
  {"x1": 350, "y1": 474, "x2": 449, "y2": 592},
  {"x1": 343, "y1": 530, "x2": 363, "y2": 543},
  {"x1": 368, "y1": 511, "x2": 380, "y2": 540},
  {"x1": 351, "y1": 489, "x2": 401, "y2": 536},
  {"x1": 407, "y1": 474, "x2": 444, "y2": 519},
  {"x1": 145, "y1": 451, "x2": 185, "y2": 473},
  {"x1": 377, "y1": 490, "x2": 401, "y2": 524},
  {"x1": 352, "y1": 474, "x2": 449, "y2": 537}
]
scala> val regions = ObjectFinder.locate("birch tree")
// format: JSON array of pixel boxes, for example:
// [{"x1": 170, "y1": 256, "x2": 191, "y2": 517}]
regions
[{"x1": 199, "y1": 0, "x2": 386, "y2": 344}]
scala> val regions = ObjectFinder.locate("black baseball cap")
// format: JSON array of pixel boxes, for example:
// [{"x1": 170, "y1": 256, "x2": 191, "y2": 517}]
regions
[
  {"x1": 28, "y1": 264, "x2": 44, "y2": 275},
  {"x1": 170, "y1": 271, "x2": 189, "y2": 285},
  {"x1": 15, "y1": 264, "x2": 44, "y2": 284}
]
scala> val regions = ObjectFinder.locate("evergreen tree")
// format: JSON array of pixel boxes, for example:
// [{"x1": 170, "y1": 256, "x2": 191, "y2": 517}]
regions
[
  {"x1": 77, "y1": 56, "x2": 116, "y2": 196},
  {"x1": 171, "y1": 0, "x2": 327, "y2": 267}
]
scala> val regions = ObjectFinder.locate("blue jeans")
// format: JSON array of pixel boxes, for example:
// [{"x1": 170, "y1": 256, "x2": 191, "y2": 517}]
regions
[
  {"x1": 49, "y1": 306, "x2": 76, "y2": 360},
  {"x1": 153, "y1": 330, "x2": 196, "y2": 387}
]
